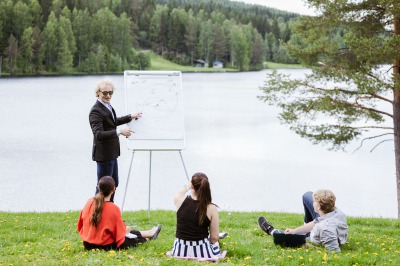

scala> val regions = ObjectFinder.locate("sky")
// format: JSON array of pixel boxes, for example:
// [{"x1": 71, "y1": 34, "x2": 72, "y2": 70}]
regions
[{"x1": 231, "y1": 0, "x2": 316, "y2": 16}]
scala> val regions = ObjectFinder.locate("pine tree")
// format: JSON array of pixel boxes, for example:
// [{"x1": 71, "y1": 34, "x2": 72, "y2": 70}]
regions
[
  {"x1": 259, "y1": 0, "x2": 400, "y2": 218},
  {"x1": 56, "y1": 26, "x2": 73, "y2": 73},
  {"x1": 19, "y1": 27, "x2": 35, "y2": 73},
  {"x1": 4, "y1": 34, "x2": 19, "y2": 74},
  {"x1": 41, "y1": 11, "x2": 58, "y2": 71}
]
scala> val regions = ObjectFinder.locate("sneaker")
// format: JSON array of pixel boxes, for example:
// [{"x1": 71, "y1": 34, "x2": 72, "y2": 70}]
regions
[
  {"x1": 219, "y1": 232, "x2": 228, "y2": 239},
  {"x1": 258, "y1": 216, "x2": 275, "y2": 235}
]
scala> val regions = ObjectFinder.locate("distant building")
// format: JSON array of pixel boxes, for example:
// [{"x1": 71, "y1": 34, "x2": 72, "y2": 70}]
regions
[
  {"x1": 212, "y1": 61, "x2": 224, "y2": 68},
  {"x1": 194, "y1": 59, "x2": 208, "y2": 68}
]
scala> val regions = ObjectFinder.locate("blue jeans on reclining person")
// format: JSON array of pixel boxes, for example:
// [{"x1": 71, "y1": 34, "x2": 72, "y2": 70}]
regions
[
  {"x1": 303, "y1": 191, "x2": 319, "y2": 223},
  {"x1": 302, "y1": 191, "x2": 319, "y2": 237}
]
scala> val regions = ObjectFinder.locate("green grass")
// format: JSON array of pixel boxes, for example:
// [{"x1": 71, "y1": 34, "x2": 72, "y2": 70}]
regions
[
  {"x1": 1, "y1": 211, "x2": 398, "y2": 265},
  {"x1": 263, "y1": 61, "x2": 305, "y2": 69},
  {"x1": 147, "y1": 52, "x2": 303, "y2": 71},
  {"x1": 148, "y1": 52, "x2": 238, "y2": 72}
]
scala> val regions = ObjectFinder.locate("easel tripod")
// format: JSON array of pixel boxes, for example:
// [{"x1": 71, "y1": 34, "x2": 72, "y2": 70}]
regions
[{"x1": 121, "y1": 150, "x2": 189, "y2": 216}]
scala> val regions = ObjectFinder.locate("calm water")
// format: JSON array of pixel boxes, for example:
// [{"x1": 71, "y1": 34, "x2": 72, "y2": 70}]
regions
[{"x1": 0, "y1": 71, "x2": 396, "y2": 218}]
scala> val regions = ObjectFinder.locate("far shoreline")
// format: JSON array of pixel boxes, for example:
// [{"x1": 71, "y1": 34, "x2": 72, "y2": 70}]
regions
[{"x1": 0, "y1": 59, "x2": 305, "y2": 78}]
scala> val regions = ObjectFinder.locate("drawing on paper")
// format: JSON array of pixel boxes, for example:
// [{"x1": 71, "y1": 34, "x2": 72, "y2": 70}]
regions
[
  {"x1": 135, "y1": 82, "x2": 179, "y2": 120},
  {"x1": 125, "y1": 73, "x2": 184, "y2": 141}
]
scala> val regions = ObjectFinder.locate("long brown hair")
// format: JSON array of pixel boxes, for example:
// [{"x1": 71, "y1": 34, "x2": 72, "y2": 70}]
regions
[
  {"x1": 90, "y1": 176, "x2": 115, "y2": 228},
  {"x1": 191, "y1": 172, "x2": 216, "y2": 225}
]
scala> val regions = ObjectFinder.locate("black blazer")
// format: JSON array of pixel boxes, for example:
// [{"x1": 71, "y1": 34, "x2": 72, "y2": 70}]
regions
[{"x1": 89, "y1": 100, "x2": 132, "y2": 161}]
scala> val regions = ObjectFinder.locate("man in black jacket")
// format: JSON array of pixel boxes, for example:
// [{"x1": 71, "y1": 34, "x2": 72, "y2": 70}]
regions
[{"x1": 89, "y1": 80, "x2": 141, "y2": 202}]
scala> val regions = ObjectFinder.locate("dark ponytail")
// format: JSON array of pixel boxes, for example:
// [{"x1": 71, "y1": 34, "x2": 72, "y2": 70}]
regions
[
  {"x1": 191, "y1": 172, "x2": 215, "y2": 225},
  {"x1": 90, "y1": 176, "x2": 115, "y2": 228}
]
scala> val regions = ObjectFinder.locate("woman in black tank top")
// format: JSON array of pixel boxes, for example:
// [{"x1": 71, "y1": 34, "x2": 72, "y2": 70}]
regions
[{"x1": 168, "y1": 172, "x2": 222, "y2": 259}]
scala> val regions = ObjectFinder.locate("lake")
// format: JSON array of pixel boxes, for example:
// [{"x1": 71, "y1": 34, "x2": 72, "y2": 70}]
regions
[{"x1": 0, "y1": 70, "x2": 396, "y2": 218}]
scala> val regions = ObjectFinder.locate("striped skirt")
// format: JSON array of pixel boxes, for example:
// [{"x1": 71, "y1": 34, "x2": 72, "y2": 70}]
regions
[{"x1": 170, "y1": 237, "x2": 221, "y2": 258}]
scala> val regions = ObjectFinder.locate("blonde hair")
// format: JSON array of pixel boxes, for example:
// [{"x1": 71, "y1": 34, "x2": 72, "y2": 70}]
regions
[
  {"x1": 95, "y1": 80, "x2": 115, "y2": 97},
  {"x1": 313, "y1": 189, "x2": 336, "y2": 214}
]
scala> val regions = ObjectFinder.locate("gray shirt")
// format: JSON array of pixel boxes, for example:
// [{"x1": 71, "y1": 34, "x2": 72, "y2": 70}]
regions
[{"x1": 310, "y1": 208, "x2": 348, "y2": 252}]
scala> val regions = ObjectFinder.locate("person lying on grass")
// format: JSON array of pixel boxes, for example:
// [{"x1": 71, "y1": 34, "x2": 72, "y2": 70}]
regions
[
  {"x1": 258, "y1": 189, "x2": 348, "y2": 252},
  {"x1": 77, "y1": 176, "x2": 162, "y2": 250}
]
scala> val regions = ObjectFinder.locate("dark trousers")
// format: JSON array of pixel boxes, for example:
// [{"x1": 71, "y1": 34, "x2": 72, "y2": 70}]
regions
[
  {"x1": 83, "y1": 230, "x2": 147, "y2": 250},
  {"x1": 119, "y1": 230, "x2": 147, "y2": 249},
  {"x1": 271, "y1": 191, "x2": 319, "y2": 247},
  {"x1": 96, "y1": 159, "x2": 119, "y2": 202}
]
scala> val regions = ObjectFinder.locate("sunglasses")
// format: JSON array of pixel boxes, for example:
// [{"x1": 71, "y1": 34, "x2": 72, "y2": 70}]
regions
[{"x1": 99, "y1": 90, "x2": 114, "y2": 96}]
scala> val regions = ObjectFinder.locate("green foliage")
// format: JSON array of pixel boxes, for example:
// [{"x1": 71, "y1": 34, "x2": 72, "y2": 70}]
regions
[
  {"x1": 0, "y1": 211, "x2": 399, "y2": 265},
  {"x1": 80, "y1": 51, "x2": 100, "y2": 73},
  {"x1": 12, "y1": 1, "x2": 32, "y2": 40},
  {"x1": 259, "y1": 1, "x2": 399, "y2": 151},
  {"x1": 41, "y1": 11, "x2": 58, "y2": 71},
  {"x1": 19, "y1": 26, "x2": 34, "y2": 73},
  {"x1": 0, "y1": 0, "x2": 301, "y2": 75},
  {"x1": 136, "y1": 51, "x2": 151, "y2": 69},
  {"x1": 230, "y1": 24, "x2": 251, "y2": 71},
  {"x1": 56, "y1": 27, "x2": 73, "y2": 73},
  {"x1": 259, "y1": 69, "x2": 390, "y2": 150},
  {"x1": 129, "y1": 49, "x2": 151, "y2": 70}
]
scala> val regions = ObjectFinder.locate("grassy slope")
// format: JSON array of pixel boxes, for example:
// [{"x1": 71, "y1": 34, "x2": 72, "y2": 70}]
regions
[
  {"x1": 264, "y1": 61, "x2": 305, "y2": 69},
  {"x1": 1, "y1": 210, "x2": 399, "y2": 265},
  {"x1": 148, "y1": 53, "x2": 237, "y2": 72},
  {"x1": 0, "y1": 52, "x2": 303, "y2": 77},
  {"x1": 148, "y1": 52, "x2": 303, "y2": 71}
]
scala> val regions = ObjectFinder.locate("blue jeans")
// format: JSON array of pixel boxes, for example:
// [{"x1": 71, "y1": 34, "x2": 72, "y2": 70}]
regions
[
  {"x1": 303, "y1": 191, "x2": 319, "y2": 223},
  {"x1": 96, "y1": 159, "x2": 119, "y2": 202}
]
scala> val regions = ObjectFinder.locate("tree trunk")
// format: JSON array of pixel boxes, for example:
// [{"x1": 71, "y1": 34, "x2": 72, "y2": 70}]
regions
[
  {"x1": 393, "y1": 17, "x2": 400, "y2": 218},
  {"x1": 393, "y1": 64, "x2": 400, "y2": 219}
]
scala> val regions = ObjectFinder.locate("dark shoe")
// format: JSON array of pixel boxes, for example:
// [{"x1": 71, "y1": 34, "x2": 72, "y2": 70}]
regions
[
  {"x1": 258, "y1": 216, "x2": 274, "y2": 235},
  {"x1": 151, "y1": 224, "x2": 162, "y2": 240}
]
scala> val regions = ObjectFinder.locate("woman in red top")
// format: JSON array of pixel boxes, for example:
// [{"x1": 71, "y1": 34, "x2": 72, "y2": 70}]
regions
[{"x1": 77, "y1": 176, "x2": 162, "y2": 250}]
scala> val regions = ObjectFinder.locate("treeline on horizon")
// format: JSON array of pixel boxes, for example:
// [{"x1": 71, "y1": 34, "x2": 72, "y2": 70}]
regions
[{"x1": 0, "y1": 0, "x2": 301, "y2": 75}]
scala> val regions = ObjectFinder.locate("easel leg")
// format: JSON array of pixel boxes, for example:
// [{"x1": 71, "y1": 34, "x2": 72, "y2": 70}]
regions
[
  {"x1": 148, "y1": 151, "x2": 152, "y2": 217},
  {"x1": 121, "y1": 151, "x2": 135, "y2": 214},
  {"x1": 125, "y1": 151, "x2": 187, "y2": 217},
  {"x1": 179, "y1": 150, "x2": 189, "y2": 181}
]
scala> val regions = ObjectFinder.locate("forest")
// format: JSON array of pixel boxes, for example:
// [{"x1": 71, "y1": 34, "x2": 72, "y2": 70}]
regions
[{"x1": 0, "y1": 0, "x2": 301, "y2": 75}]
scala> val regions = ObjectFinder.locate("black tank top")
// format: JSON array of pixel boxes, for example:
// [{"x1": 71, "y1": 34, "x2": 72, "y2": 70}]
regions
[{"x1": 176, "y1": 196, "x2": 210, "y2": 240}]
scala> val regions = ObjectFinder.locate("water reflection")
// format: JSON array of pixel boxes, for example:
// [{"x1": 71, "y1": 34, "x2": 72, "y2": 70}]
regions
[{"x1": 0, "y1": 71, "x2": 396, "y2": 218}]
